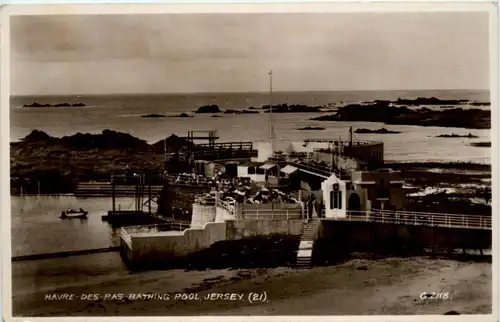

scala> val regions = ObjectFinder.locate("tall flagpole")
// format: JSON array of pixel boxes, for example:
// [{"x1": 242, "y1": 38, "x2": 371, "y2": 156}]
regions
[{"x1": 269, "y1": 70, "x2": 274, "y2": 155}]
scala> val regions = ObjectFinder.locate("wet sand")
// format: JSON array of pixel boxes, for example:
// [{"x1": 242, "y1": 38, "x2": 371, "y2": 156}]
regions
[{"x1": 12, "y1": 253, "x2": 491, "y2": 316}]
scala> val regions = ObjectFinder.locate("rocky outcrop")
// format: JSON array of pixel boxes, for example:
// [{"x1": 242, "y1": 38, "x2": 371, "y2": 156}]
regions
[
  {"x1": 312, "y1": 101, "x2": 490, "y2": 129},
  {"x1": 393, "y1": 97, "x2": 469, "y2": 106},
  {"x1": 224, "y1": 109, "x2": 259, "y2": 114},
  {"x1": 470, "y1": 142, "x2": 491, "y2": 147},
  {"x1": 436, "y1": 133, "x2": 479, "y2": 138},
  {"x1": 169, "y1": 113, "x2": 193, "y2": 118},
  {"x1": 11, "y1": 130, "x2": 195, "y2": 193},
  {"x1": 23, "y1": 102, "x2": 86, "y2": 107},
  {"x1": 141, "y1": 113, "x2": 166, "y2": 118},
  {"x1": 195, "y1": 105, "x2": 222, "y2": 113},
  {"x1": 297, "y1": 126, "x2": 325, "y2": 131},
  {"x1": 354, "y1": 128, "x2": 401, "y2": 134}
]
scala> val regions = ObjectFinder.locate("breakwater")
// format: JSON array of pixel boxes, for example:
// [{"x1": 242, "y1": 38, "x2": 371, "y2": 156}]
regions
[{"x1": 12, "y1": 247, "x2": 120, "y2": 262}]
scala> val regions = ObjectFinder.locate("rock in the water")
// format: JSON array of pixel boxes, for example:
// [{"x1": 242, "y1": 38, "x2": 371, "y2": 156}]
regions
[
  {"x1": 354, "y1": 128, "x2": 401, "y2": 134},
  {"x1": 195, "y1": 105, "x2": 222, "y2": 113},
  {"x1": 297, "y1": 126, "x2": 325, "y2": 131},
  {"x1": 141, "y1": 113, "x2": 166, "y2": 118}
]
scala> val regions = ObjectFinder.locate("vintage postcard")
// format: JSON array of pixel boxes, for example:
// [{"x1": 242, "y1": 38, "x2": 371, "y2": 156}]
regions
[{"x1": 1, "y1": 2, "x2": 498, "y2": 321}]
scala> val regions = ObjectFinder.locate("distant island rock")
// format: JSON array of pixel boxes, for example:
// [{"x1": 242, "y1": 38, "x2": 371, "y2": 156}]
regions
[
  {"x1": 354, "y1": 128, "x2": 401, "y2": 134},
  {"x1": 195, "y1": 105, "x2": 222, "y2": 113},
  {"x1": 470, "y1": 142, "x2": 491, "y2": 147},
  {"x1": 435, "y1": 133, "x2": 479, "y2": 138},
  {"x1": 141, "y1": 113, "x2": 166, "y2": 118},
  {"x1": 23, "y1": 102, "x2": 86, "y2": 108},
  {"x1": 470, "y1": 102, "x2": 490, "y2": 106},
  {"x1": 224, "y1": 109, "x2": 260, "y2": 114},
  {"x1": 170, "y1": 113, "x2": 193, "y2": 118},
  {"x1": 392, "y1": 97, "x2": 469, "y2": 106},
  {"x1": 263, "y1": 104, "x2": 322, "y2": 113},
  {"x1": 311, "y1": 100, "x2": 490, "y2": 129},
  {"x1": 297, "y1": 126, "x2": 325, "y2": 131}
]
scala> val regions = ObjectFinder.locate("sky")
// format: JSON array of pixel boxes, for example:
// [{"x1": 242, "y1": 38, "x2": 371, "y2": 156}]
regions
[{"x1": 10, "y1": 12, "x2": 490, "y2": 96}]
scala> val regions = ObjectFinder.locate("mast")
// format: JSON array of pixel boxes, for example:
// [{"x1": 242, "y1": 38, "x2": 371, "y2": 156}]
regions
[{"x1": 268, "y1": 70, "x2": 274, "y2": 155}]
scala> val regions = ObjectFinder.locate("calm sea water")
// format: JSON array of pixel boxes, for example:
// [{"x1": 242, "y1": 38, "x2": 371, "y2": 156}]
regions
[
  {"x1": 11, "y1": 196, "x2": 157, "y2": 257},
  {"x1": 9, "y1": 90, "x2": 491, "y2": 257},
  {"x1": 10, "y1": 90, "x2": 491, "y2": 164}
]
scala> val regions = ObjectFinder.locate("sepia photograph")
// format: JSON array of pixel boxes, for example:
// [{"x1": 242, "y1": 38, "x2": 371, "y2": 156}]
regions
[{"x1": 2, "y1": 2, "x2": 498, "y2": 319}]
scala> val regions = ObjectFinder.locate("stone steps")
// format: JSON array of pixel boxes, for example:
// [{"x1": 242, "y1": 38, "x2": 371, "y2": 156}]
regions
[{"x1": 295, "y1": 218, "x2": 321, "y2": 269}]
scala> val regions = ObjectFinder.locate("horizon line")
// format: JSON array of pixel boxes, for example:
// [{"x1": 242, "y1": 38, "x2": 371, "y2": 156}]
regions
[{"x1": 10, "y1": 88, "x2": 490, "y2": 97}]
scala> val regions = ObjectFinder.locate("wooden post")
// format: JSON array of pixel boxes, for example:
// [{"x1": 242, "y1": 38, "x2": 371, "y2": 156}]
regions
[
  {"x1": 431, "y1": 227, "x2": 437, "y2": 258},
  {"x1": 148, "y1": 175, "x2": 152, "y2": 215},
  {"x1": 111, "y1": 177, "x2": 116, "y2": 214}
]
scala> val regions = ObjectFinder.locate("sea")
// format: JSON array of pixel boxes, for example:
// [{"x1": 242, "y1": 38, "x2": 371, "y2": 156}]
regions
[{"x1": 9, "y1": 90, "x2": 491, "y2": 258}]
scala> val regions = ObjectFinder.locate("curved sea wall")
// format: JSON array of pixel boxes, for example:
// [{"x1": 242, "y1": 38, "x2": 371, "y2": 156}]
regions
[{"x1": 121, "y1": 218, "x2": 304, "y2": 266}]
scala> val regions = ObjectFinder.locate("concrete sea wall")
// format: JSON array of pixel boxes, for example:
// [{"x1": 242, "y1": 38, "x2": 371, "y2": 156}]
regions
[
  {"x1": 315, "y1": 220, "x2": 492, "y2": 259},
  {"x1": 121, "y1": 219, "x2": 305, "y2": 265}
]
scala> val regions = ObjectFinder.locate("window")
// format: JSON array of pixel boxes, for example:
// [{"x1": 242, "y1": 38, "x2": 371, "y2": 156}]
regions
[{"x1": 330, "y1": 190, "x2": 343, "y2": 209}]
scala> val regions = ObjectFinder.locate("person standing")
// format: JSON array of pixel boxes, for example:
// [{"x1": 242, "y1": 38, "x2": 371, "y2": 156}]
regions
[{"x1": 307, "y1": 197, "x2": 314, "y2": 221}]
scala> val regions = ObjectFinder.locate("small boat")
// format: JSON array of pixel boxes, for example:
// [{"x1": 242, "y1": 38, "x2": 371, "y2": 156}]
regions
[{"x1": 60, "y1": 208, "x2": 88, "y2": 219}]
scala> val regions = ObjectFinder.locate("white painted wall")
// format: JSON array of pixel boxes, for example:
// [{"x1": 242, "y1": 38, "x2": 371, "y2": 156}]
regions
[
  {"x1": 236, "y1": 166, "x2": 266, "y2": 182},
  {"x1": 191, "y1": 204, "x2": 216, "y2": 228},
  {"x1": 321, "y1": 174, "x2": 347, "y2": 218},
  {"x1": 215, "y1": 206, "x2": 237, "y2": 222}
]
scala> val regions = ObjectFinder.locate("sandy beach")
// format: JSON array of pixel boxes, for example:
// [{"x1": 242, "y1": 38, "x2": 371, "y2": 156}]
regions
[{"x1": 12, "y1": 253, "x2": 491, "y2": 317}]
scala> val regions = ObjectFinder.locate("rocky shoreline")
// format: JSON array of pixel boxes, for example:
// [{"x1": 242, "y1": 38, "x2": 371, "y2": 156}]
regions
[
  {"x1": 10, "y1": 130, "x2": 191, "y2": 194},
  {"x1": 312, "y1": 101, "x2": 490, "y2": 129}
]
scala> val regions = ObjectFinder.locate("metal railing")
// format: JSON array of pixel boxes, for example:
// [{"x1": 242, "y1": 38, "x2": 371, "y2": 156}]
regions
[
  {"x1": 288, "y1": 160, "x2": 333, "y2": 177},
  {"x1": 239, "y1": 209, "x2": 303, "y2": 220},
  {"x1": 165, "y1": 175, "x2": 213, "y2": 187},
  {"x1": 321, "y1": 209, "x2": 491, "y2": 230},
  {"x1": 216, "y1": 198, "x2": 236, "y2": 215},
  {"x1": 288, "y1": 160, "x2": 351, "y2": 179},
  {"x1": 121, "y1": 221, "x2": 192, "y2": 235}
]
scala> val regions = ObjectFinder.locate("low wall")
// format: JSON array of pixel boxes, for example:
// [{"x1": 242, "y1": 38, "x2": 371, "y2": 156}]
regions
[
  {"x1": 124, "y1": 222, "x2": 227, "y2": 262},
  {"x1": 226, "y1": 219, "x2": 303, "y2": 240}
]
